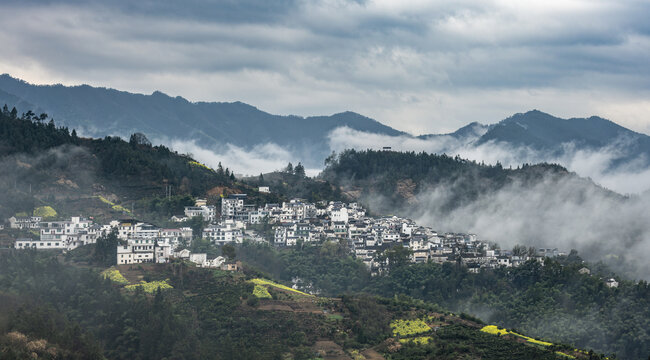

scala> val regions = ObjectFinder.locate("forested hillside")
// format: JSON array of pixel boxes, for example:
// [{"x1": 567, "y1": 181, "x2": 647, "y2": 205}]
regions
[
  {"x1": 237, "y1": 242, "x2": 650, "y2": 359},
  {"x1": 0, "y1": 105, "x2": 239, "y2": 221},
  {"x1": 0, "y1": 250, "x2": 608, "y2": 360},
  {"x1": 320, "y1": 149, "x2": 614, "y2": 212}
]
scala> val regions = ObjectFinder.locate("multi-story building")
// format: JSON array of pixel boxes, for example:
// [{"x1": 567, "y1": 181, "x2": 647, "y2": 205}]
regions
[
  {"x1": 221, "y1": 194, "x2": 247, "y2": 220},
  {"x1": 203, "y1": 223, "x2": 244, "y2": 244},
  {"x1": 8, "y1": 216, "x2": 42, "y2": 229},
  {"x1": 184, "y1": 205, "x2": 217, "y2": 223}
]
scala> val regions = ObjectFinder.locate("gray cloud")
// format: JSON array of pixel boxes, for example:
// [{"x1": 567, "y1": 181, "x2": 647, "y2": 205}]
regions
[{"x1": 0, "y1": 1, "x2": 649, "y2": 134}]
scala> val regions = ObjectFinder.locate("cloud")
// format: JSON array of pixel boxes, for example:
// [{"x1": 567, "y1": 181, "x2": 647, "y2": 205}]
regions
[
  {"x1": 0, "y1": 1, "x2": 649, "y2": 134},
  {"x1": 157, "y1": 138, "x2": 319, "y2": 178},
  {"x1": 327, "y1": 126, "x2": 650, "y2": 194},
  {"x1": 407, "y1": 174, "x2": 650, "y2": 280}
]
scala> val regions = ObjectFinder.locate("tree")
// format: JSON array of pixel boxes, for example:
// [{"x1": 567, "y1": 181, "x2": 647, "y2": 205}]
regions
[
  {"x1": 222, "y1": 243, "x2": 236, "y2": 260},
  {"x1": 258, "y1": 173, "x2": 265, "y2": 185},
  {"x1": 94, "y1": 229, "x2": 120, "y2": 266},
  {"x1": 129, "y1": 132, "x2": 151, "y2": 147},
  {"x1": 285, "y1": 162, "x2": 293, "y2": 174},
  {"x1": 186, "y1": 216, "x2": 206, "y2": 240},
  {"x1": 527, "y1": 246, "x2": 537, "y2": 257},
  {"x1": 294, "y1": 162, "x2": 306, "y2": 177},
  {"x1": 377, "y1": 245, "x2": 412, "y2": 272},
  {"x1": 512, "y1": 244, "x2": 527, "y2": 256}
]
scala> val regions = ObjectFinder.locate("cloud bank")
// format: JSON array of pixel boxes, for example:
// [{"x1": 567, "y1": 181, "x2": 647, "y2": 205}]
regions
[
  {"x1": 325, "y1": 127, "x2": 650, "y2": 279},
  {"x1": 328, "y1": 126, "x2": 650, "y2": 194},
  {"x1": 0, "y1": 0, "x2": 649, "y2": 134},
  {"x1": 156, "y1": 138, "x2": 320, "y2": 178},
  {"x1": 409, "y1": 174, "x2": 650, "y2": 281}
]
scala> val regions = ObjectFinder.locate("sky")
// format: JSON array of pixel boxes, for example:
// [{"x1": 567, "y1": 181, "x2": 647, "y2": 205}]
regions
[{"x1": 0, "y1": 0, "x2": 649, "y2": 135}]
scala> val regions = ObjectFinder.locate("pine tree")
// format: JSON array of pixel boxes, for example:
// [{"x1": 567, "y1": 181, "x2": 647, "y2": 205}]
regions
[{"x1": 294, "y1": 162, "x2": 306, "y2": 177}]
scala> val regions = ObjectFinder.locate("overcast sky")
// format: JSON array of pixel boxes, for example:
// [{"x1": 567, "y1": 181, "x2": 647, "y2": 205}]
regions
[{"x1": 1, "y1": 0, "x2": 649, "y2": 135}]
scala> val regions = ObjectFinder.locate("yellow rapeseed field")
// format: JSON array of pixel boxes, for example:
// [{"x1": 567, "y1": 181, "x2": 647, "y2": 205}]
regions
[
  {"x1": 125, "y1": 279, "x2": 173, "y2": 293},
  {"x1": 249, "y1": 278, "x2": 313, "y2": 296},
  {"x1": 390, "y1": 319, "x2": 431, "y2": 337},
  {"x1": 101, "y1": 268, "x2": 129, "y2": 285}
]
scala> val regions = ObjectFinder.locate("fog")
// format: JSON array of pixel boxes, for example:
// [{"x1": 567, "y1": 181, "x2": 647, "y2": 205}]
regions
[
  {"x1": 135, "y1": 127, "x2": 650, "y2": 278},
  {"x1": 325, "y1": 127, "x2": 650, "y2": 279},
  {"x1": 157, "y1": 138, "x2": 321, "y2": 177},
  {"x1": 407, "y1": 175, "x2": 650, "y2": 280},
  {"x1": 0, "y1": 144, "x2": 96, "y2": 218},
  {"x1": 328, "y1": 126, "x2": 650, "y2": 195}
]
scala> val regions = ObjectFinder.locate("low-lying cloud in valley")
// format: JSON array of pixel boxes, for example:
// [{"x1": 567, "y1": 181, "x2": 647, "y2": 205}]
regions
[
  {"x1": 159, "y1": 138, "x2": 321, "y2": 177},
  {"x1": 326, "y1": 127, "x2": 650, "y2": 279},
  {"x1": 139, "y1": 126, "x2": 650, "y2": 279},
  {"x1": 407, "y1": 175, "x2": 650, "y2": 281},
  {"x1": 328, "y1": 126, "x2": 650, "y2": 195}
]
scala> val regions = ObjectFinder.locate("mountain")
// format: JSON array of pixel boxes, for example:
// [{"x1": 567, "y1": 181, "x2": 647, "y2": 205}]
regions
[
  {"x1": 477, "y1": 110, "x2": 650, "y2": 163},
  {"x1": 0, "y1": 74, "x2": 404, "y2": 166},
  {"x1": 418, "y1": 121, "x2": 489, "y2": 141},
  {"x1": 416, "y1": 110, "x2": 650, "y2": 172}
]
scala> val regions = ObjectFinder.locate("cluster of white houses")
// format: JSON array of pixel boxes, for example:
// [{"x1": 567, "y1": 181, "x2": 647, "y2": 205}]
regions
[
  {"x1": 179, "y1": 194, "x2": 574, "y2": 273},
  {"x1": 6, "y1": 194, "x2": 581, "y2": 275}
]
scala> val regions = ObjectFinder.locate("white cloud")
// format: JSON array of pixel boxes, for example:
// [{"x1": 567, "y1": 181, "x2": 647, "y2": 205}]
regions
[
  {"x1": 408, "y1": 174, "x2": 650, "y2": 280},
  {"x1": 327, "y1": 126, "x2": 650, "y2": 194},
  {"x1": 159, "y1": 138, "x2": 318, "y2": 177}
]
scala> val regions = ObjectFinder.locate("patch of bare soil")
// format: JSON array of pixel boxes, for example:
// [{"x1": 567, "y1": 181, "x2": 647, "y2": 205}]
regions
[
  {"x1": 361, "y1": 348, "x2": 386, "y2": 360},
  {"x1": 257, "y1": 302, "x2": 294, "y2": 312},
  {"x1": 395, "y1": 179, "x2": 418, "y2": 204},
  {"x1": 313, "y1": 340, "x2": 351, "y2": 360},
  {"x1": 116, "y1": 263, "x2": 160, "y2": 283},
  {"x1": 257, "y1": 299, "x2": 325, "y2": 314}
]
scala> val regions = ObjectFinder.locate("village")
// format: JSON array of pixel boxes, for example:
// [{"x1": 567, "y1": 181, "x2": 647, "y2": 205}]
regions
[{"x1": 3, "y1": 192, "x2": 619, "y2": 288}]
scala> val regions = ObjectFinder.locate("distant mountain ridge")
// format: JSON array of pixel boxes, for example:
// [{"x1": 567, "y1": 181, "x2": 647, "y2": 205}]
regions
[
  {"x1": 2, "y1": 74, "x2": 649, "y2": 172},
  {"x1": 415, "y1": 110, "x2": 650, "y2": 172},
  {"x1": 0, "y1": 74, "x2": 404, "y2": 166},
  {"x1": 478, "y1": 110, "x2": 650, "y2": 153}
]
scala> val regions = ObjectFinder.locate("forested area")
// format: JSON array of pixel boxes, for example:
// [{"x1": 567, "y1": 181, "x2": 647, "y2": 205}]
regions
[
  {"x1": 245, "y1": 165, "x2": 346, "y2": 205},
  {"x1": 237, "y1": 242, "x2": 650, "y2": 359},
  {"x1": 320, "y1": 149, "x2": 613, "y2": 211},
  {"x1": 0, "y1": 105, "x2": 241, "y2": 220},
  {"x1": 0, "y1": 105, "x2": 346, "y2": 221},
  {"x1": 0, "y1": 250, "x2": 578, "y2": 360},
  {"x1": 0, "y1": 104, "x2": 235, "y2": 192},
  {"x1": 0, "y1": 251, "x2": 326, "y2": 359}
]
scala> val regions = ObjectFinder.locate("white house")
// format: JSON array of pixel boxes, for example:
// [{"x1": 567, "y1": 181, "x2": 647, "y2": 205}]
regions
[
  {"x1": 8, "y1": 216, "x2": 42, "y2": 229},
  {"x1": 605, "y1": 278, "x2": 619, "y2": 288},
  {"x1": 15, "y1": 238, "x2": 66, "y2": 250},
  {"x1": 203, "y1": 223, "x2": 243, "y2": 244},
  {"x1": 184, "y1": 205, "x2": 217, "y2": 223},
  {"x1": 189, "y1": 253, "x2": 207, "y2": 266},
  {"x1": 221, "y1": 194, "x2": 247, "y2": 220}
]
